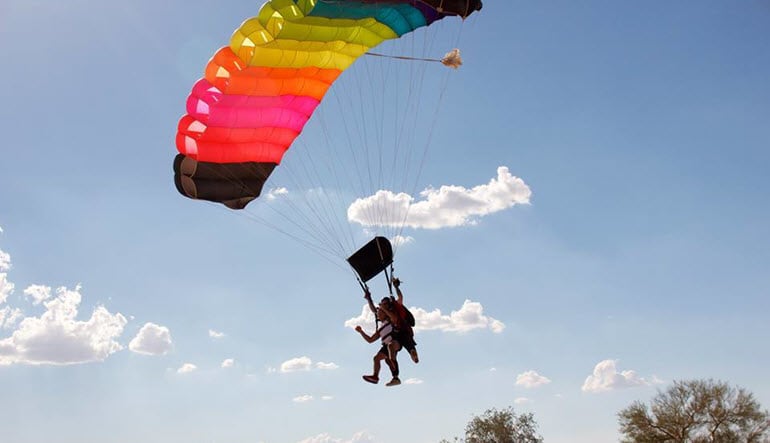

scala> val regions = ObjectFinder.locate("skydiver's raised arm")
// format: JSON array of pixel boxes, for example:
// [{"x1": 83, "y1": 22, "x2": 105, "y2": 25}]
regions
[{"x1": 392, "y1": 277, "x2": 403, "y2": 305}]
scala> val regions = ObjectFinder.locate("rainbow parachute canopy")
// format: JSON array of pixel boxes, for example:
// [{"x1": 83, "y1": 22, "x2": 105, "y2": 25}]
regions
[{"x1": 174, "y1": 0, "x2": 482, "y2": 209}]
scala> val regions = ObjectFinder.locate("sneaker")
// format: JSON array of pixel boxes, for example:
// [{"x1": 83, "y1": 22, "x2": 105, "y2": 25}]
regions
[
  {"x1": 386, "y1": 377, "x2": 401, "y2": 387},
  {"x1": 362, "y1": 375, "x2": 379, "y2": 384},
  {"x1": 409, "y1": 348, "x2": 419, "y2": 363}
]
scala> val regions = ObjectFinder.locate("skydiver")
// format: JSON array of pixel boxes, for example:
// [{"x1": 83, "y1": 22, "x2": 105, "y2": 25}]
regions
[
  {"x1": 354, "y1": 305, "x2": 402, "y2": 387},
  {"x1": 383, "y1": 277, "x2": 419, "y2": 364}
]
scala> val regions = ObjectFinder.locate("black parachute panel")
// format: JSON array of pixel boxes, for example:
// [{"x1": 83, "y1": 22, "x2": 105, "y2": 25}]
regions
[
  {"x1": 347, "y1": 237, "x2": 393, "y2": 283},
  {"x1": 173, "y1": 154, "x2": 276, "y2": 210}
]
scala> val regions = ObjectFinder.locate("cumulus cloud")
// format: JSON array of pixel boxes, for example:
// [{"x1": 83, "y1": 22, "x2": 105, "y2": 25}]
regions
[
  {"x1": 266, "y1": 187, "x2": 289, "y2": 200},
  {"x1": 0, "y1": 245, "x2": 13, "y2": 305},
  {"x1": 0, "y1": 285, "x2": 127, "y2": 366},
  {"x1": 514, "y1": 397, "x2": 532, "y2": 405},
  {"x1": 293, "y1": 394, "x2": 313, "y2": 403},
  {"x1": 277, "y1": 356, "x2": 339, "y2": 373},
  {"x1": 0, "y1": 249, "x2": 10, "y2": 272},
  {"x1": 208, "y1": 329, "x2": 225, "y2": 339},
  {"x1": 413, "y1": 300, "x2": 505, "y2": 333},
  {"x1": 0, "y1": 273, "x2": 13, "y2": 305},
  {"x1": 221, "y1": 358, "x2": 235, "y2": 368},
  {"x1": 281, "y1": 356, "x2": 313, "y2": 372},
  {"x1": 315, "y1": 361, "x2": 339, "y2": 370},
  {"x1": 23, "y1": 285, "x2": 51, "y2": 305},
  {"x1": 516, "y1": 370, "x2": 552, "y2": 389},
  {"x1": 321, "y1": 395, "x2": 333, "y2": 401},
  {"x1": 0, "y1": 306, "x2": 23, "y2": 329},
  {"x1": 129, "y1": 323, "x2": 172, "y2": 356},
  {"x1": 177, "y1": 363, "x2": 197, "y2": 374},
  {"x1": 297, "y1": 431, "x2": 376, "y2": 443},
  {"x1": 1, "y1": 246, "x2": 17, "y2": 326},
  {"x1": 581, "y1": 359, "x2": 657, "y2": 393},
  {"x1": 391, "y1": 235, "x2": 414, "y2": 247},
  {"x1": 347, "y1": 167, "x2": 531, "y2": 229},
  {"x1": 345, "y1": 299, "x2": 504, "y2": 334},
  {"x1": 404, "y1": 378, "x2": 423, "y2": 385}
]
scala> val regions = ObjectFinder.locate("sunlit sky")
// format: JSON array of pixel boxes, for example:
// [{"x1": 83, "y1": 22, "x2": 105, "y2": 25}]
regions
[{"x1": 1, "y1": 1, "x2": 769, "y2": 442}]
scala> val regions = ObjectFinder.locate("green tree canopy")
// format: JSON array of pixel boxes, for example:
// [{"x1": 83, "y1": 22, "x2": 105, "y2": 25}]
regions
[
  {"x1": 441, "y1": 406, "x2": 543, "y2": 443},
  {"x1": 618, "y1": 379, "x2": 770, "y2": 443}
]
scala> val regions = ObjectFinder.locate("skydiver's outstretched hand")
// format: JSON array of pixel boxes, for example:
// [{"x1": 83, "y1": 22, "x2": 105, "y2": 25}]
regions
[
  {"x1": 355, "y1": 325, "x2": 363, "y2": 333},
  {"x1": 392, "y1": 277, "x2": 401, "y2": 288}
]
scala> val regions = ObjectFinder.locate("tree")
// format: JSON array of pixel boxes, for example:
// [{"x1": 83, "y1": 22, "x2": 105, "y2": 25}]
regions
[
  {"x1": 440, "y1": 406, "x2": 544, "y2": 443},
  {"x1": 618, "y1": 379, "x2": 770, "y2": 443}
]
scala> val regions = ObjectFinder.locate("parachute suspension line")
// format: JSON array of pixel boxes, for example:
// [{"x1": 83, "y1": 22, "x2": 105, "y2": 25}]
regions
[
  {"x1": 374, "y1": 237, "x2": 394, "y2": 296},
  {"x1": 377, "y1": 44, "x2": 402, "y2": 242},
  {"x1": 260, "y1": 160, "x2": 348, "y2": 259},
  {"x1": 394, "y1": 23, "x2": 469, "y2": 256},
  {"x1": 182, "y1": 162, "x2": 345, "y2": 258},
  {"x1": 284, "y1": 140, "x2": 352, "y2": 257},
  {"x1": 184, "y1": 138, "x2": 350, "y2": 260},
  {"x1": 365, "y1": 50, "x2": 463, "y2": 69},
  {"x1": 203, "y1": 199, "x2": 348, "y2": 271},
  {"x1": 305, "y1": 97, "x2": 364, "y2": 252},
  {"x1": 390, "y1": 25, "x2": 443, "y2": 256},
  {"x1": 329, "y1": 70, "x2": 380, "y2": 233},
  {"x1": 361, "y1": 55, "x2": 388, "y2": 239},
  {"x1": 311, "y1": 103, "x2": 362, "y2": 253}
]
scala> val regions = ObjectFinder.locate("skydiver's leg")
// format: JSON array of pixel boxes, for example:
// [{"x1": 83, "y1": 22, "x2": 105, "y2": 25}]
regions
[
  {"x1": 385, "y1": 342, "x2": 401, "y2": 386},
  {"x1": 363, "y1": 347, "x2": 388, "y2": 384}
]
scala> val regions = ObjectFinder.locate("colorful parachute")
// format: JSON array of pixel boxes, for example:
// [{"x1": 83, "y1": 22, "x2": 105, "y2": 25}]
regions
[{"x1": 174, "y1": 0, "x2": 482, "y2": 210}]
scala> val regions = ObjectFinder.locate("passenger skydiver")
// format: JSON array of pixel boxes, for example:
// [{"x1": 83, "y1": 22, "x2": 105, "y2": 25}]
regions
[
  {"x1": 354, "y1": 305, "x2": 402, "y2": 387},
  {"x1": 365, "y1": 277, "x2": 418, "y2": 364}
]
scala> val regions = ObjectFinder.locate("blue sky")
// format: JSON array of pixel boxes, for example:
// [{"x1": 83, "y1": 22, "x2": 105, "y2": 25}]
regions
[{"x1": 1, "y1": 1, "x2": 769, "y2": 442}]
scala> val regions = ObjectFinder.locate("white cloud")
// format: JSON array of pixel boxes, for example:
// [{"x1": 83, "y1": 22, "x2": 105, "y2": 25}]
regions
[
  {"x1": 277, "y1": 357, "x2": 339, "y2": 373},
  {"x1": 0, "y1": 245, "x2": 12, "y2": 304},
  {"x1": 266, "y1": 187, "x2": 289, "y2": 200},
  {"x1": 281, "y1": 356, "x2": 313, "y2": 373},
  {"x1": 516, "y1": 370, "x2": 552, "y2": 389},
  {"x1": 345, "y1": 300, "x2": 504, "y2": 334},
  {"x1": 177, "y1": 363, "x2": 197, "y2": 374},
  {"x1": 391, "y1": 235, "x2": 414, "y2": 247},
  {"x1": 129, "y1": 322, "x2": 172, "y2": 356},
  {"x1": 293, "y1": 394, "x2": 313, "y2": 403},
  {"x1": 404, "y1": 378, "x2": 423, "y2": 385},
  {"x1": 412, "y1": 300, "x2": 505, "y2": 333},
  {"x1": 297, "y1": 431, "x2": 376, "y2": 443},
  {"x1": 321, "y1": 395, "x2": 333, "y2": 401},
  {"x1": 514, "y1": 397, "x2": 532, "y2": 405},
  {"x1": 344, "y1": 305, "x2": 376, "y2": 330},
  {"x1": 0, "y1": 306, "x2": 23, "y2": 329},
  {"x1": 315, "y1": 361, "x2": 339, "y2": 370},
  {"x1": 23, "y1": 285, "x2": 51, "y2": 305},
  {"x1": 208, "y1": 329, "x2": 225, "y2": 339},
  {"x1": 0, "y1": 285, "x2": 127, "y2": 366},
  {"x1": 0, "y1": 273, "x2": 13, "y2": 305},
  {"x1": 347, "y1": 167, "x2": 531, "y2": 229},
  {"x1": 0, "y1": 249, "x2": 10, "y2": 272},
  {"x1": 221, "y1": 358, "x2": 235, "y2": 368},
  {"x1": 581, "y1": 359, "x2": 655, "y2": 393}
]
